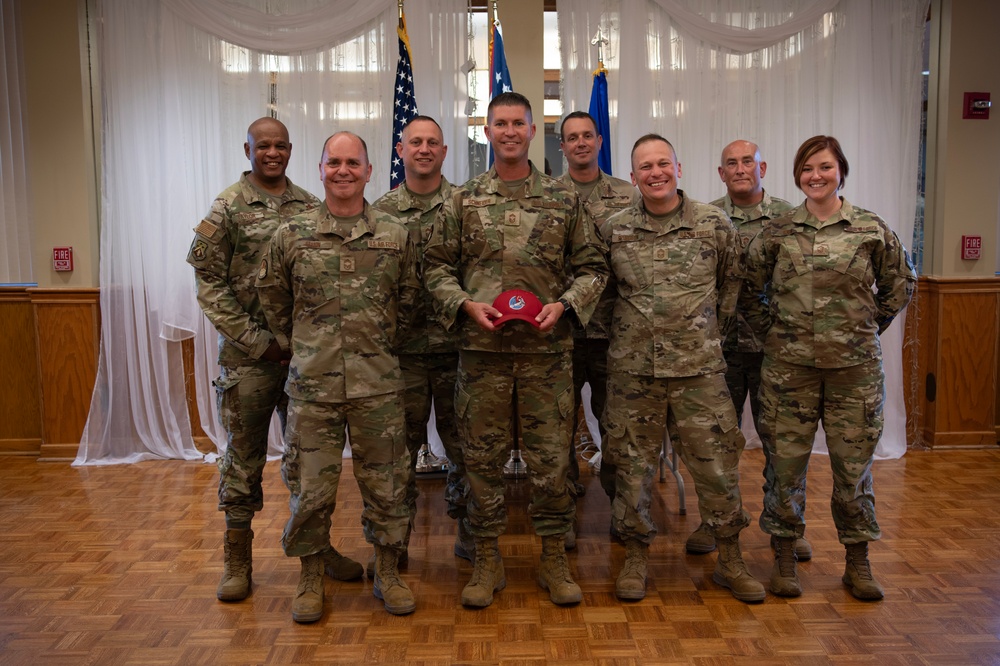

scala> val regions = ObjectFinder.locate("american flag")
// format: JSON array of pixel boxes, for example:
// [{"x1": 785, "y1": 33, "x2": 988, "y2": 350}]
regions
[
  {"x1": 488, "y1": 19, "x2": 513, "y2": 167},
  {"x1": 390, "y1": 14, "x2": 418, "y2": 189}
]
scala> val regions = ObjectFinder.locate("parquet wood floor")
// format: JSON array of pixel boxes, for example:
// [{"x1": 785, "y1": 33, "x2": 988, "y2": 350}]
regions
[{"x1": 2, "y1": 448, "x2": 1000, "y2": 665}]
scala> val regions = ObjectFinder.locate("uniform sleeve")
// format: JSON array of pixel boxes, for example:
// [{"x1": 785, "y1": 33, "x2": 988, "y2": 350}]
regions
[
  {"x1": 560, "y1": 197, "x2": 609, "y2": 327},
  {"x1": 742, "y1": 229, "x2": 773, "y2": 341},
  {"x1": 873, "y1": 222, "x2": 917, "y2": 334},
  {"x1": 396, "y1": 231, "x2": 421, "y2": 344},
  {"x1": 254, "y1": 226, "x2": 293, "y2": 352},
  {"x1": 592, "y1": 216, "x2": 618, "y2": 334},
  {"x1": 186, "y1": 197, "x2": 274, "y2": 359},
  {"x1": 423, "y1": 193, "x2": 472, "y2": 332},
  {"x1": 715, "y1": 217, "x2": 741, "y2": 337},
  {"x1": 743, "y1": 229, "x2": 773, "y2": 296}
]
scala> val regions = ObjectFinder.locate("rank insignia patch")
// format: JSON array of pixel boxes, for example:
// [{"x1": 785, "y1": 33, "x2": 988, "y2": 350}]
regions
[{"x1": 191, "y1": 240, "x2": 208, "y2": 261}]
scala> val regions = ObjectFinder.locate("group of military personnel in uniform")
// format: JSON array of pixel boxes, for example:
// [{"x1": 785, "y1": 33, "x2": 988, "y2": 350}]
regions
[{"x1": 187, "y1": 92, "x2": 916, "y2": 623}]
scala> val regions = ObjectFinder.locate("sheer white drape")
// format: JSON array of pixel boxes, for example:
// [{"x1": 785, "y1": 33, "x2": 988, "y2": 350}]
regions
[
  {"x1": 1, "y1": 0, "x2": 33, "y2": 284},
  {"x1": 559, "y1": 0, "x2": 927, "y2": 459},
  {"x1": 76, "y1": 0, "x2": 467, "y2": 464}
]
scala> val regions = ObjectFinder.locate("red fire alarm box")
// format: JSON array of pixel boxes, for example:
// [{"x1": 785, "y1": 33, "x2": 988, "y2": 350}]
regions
[
  {"x1": 53, "y1": 246, "x2": 74, "y2": 271},
  {"x1": 961, "y1": 235, "x2": 981, "y2": 261}
]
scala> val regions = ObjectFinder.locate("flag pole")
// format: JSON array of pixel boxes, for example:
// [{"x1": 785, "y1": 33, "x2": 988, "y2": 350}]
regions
[
  {"x1": 589, "y1": 27, "x2": 612, "y2": 175},
  {"x1": 389, "y1": 0, "x2": 418, "y2": 189}
]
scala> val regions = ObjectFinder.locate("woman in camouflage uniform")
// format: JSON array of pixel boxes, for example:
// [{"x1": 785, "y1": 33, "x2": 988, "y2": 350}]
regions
[{"x1": 744, "y1": 136, "x2": 916, "y2": 601}]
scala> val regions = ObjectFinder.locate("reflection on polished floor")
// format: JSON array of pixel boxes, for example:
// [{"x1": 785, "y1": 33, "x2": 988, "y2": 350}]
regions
[{"x1": 1, "y1": 447, "x2": 1000, "y2": 665}]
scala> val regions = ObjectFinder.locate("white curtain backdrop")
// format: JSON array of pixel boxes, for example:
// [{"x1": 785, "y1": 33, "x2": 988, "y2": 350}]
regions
[
  {"x1": 1, "y1": 0, "x2": 33, "y2": 284},
  {"x1": 560, "y1": 0, "x2": 928, "y2": 459},
  {"x1": 75, "y1": 0, "x2": 467, "y2": 464}
]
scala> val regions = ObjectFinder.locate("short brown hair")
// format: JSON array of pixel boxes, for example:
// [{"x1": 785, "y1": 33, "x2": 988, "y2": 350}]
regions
[
  {"x1": 630, "y1": 133, "x2": 676, "y2": 163},
  {"x1": 793, "y1": 135, "x2": 848, "y2": 190},
  {"x1": 487, "y1": 92, "x2": 532, "y2": 123}
]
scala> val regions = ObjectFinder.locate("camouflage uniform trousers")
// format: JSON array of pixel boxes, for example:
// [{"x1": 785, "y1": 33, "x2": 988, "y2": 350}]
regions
[
  {"x1": 456, "y1": 350, "x2": 575, "y2": 538},
  {"x1": 400, "y1": 351, "x2": 469, "y2": 532},
  {"x1": 724, "y1": 350, "x2": 776, "y2": 501},
  {"x1": 757, "y1": 356, "x2": 884, "y2": 545},
  {"x1": 570, "y1": 338, "x2": 616, "y2": 501},
  {"x1": 213, "y1": 361, "x2": 289, "y2": 526},
  {"x1": 281, "y1": 393, "x2": 412, "y2": 557},
  {"x1": 604, "y1": 371, "x2": 751, "y2": 545}
]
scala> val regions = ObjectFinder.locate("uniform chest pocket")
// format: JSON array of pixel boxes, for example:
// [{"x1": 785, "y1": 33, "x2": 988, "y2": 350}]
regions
[
  {"x1": 670, "y1": 238, "x2": 715, "y2": 287},
  {"x1": 772, "y1": 234, "x2": 810, "y2": 288},
  {"x1": 306, "y1": 253, "x2": 340, "y2": 304},
  {"x1": 830, "y1": 232, "x2": 876, "y2": 286},
  {"x1": 610, "y1": 240, "x2": 650, "y2": 295},
  {"x1": 360, "y1": 248, "x2": 402, "y2": 311},
  {"x1": 524, "y1": 209, "x2": 566, "y2": 269},
  {"x1": 289, "y1": 247, "x2": 337, "y2": 308},
  {"x1": 588, "y1": 199, "x2": 629, "y2": 222},
  {"x1": 462, "y1": 207, "x2": 503, "y2": 258}
]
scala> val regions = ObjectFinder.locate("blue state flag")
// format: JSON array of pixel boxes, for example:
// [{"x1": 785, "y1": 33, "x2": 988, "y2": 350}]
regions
[
  {"x1": 490, "y1": 20, "x2": 513, "y2": 99},
  {"x1": 488, "y1": 20, "x2": 513, "y2": 167},
  {"x1": 390, "y1": 14, "x2": 418, "y2": 189},
  {"x1": 588, "y1": 66, "x2": 613, "y2": 175}
]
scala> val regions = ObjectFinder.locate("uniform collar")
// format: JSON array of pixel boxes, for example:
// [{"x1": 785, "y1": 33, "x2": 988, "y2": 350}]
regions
[
  {"x1": 317, "y1": 200, "x2": 375, "y2": 240},
  {"x1": 392, "y1": 177, "x2": 451, "y2": 212},
  {"x1": 719, "y1": 190, "x2": 777, "y2": 222},
  {"x1": 238, "y1": 171, "x2": 306, "y2": 205},
  {"x1": 484, "y1": 161, "x2": 544, "y2": 198},
  {"x1": 635, "y1": 189, "x2": 692, "y2": 234},
  {"x1": 791, "y1": 196, "x2": 856, "y2": 229}
]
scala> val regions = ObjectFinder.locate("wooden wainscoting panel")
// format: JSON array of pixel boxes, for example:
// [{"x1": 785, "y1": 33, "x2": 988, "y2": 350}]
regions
[
  {"x1": 181, "y1": 336, "x2": 214, "y2": 454},
  {"x1": 29, "y1": 288, "x2": 100, "y2": 461},
  {"x1": 918, "y1": 278, "x2": 1000, "y2": 449},
  {"x1": 0, "y1": 287, "x2": 42, "y2": 455},
  {"x1": 903, "y1": 279, "x2": 929, "y2": 448}
]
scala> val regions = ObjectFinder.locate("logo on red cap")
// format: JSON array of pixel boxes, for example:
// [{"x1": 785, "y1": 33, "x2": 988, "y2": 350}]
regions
[{"x1": 491, "y1": 289, "x2": 544, "y2": 328}]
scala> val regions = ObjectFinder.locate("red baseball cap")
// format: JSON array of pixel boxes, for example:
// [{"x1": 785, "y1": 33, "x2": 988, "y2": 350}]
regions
[{"x1": 491, "y1": 289, "x2": 544, "y2": 328}]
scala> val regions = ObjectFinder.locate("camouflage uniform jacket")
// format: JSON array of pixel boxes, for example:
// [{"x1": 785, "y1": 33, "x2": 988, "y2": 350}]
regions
[
  {"x1": 600, "y1": 191, "x2": 740, "y2": 378},
  {"x1": 559, "y1": 171, "x2": 638, "y2": 340},
  {"x1": 255, "y1": 201, "x2": 420, "y2": 402},
  {"x1": 743, "y1": 198, "x2": 916, "y2": 368},
  {"x1": 187, "y1": 172, "x2": 319, "y2": 366},
  {"x1": 372, "y1": 179, "x2": 457, "y2": 356},
  {"x1": 424, "y1": 162, "x2": 608, "y2": 354},
  {"x1": 709, "y1": 191, "x2": 793, "y2": 354}
]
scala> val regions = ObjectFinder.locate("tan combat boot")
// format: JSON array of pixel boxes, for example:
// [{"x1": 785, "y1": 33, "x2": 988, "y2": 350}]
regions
[
  {"x1": 770, "y1": 533, "x2": 813, "y2": 561},
  {"x1": 373, "y1": 545, "x2": 416, "y2": 615},
  {"x1": 843, "y1": 542, "x2": 884, "y2": 600},
  {"x1": 321, "y1": 545, "x2": 363, "y2": 581},
  {"x1": 366, "y1": 547, "x2": 409, "y2": 579},
  {"x1": 291, "y1": 553, "x2": 325, "y2": 623},
  {"x1": 538, "y1": 535, "x2": 583, "y2": 605},
  {"x1": 615, "y1": 540, "x2": 649, "y2": 601},
  {"x1": 685, "y1": 522, "x2": 716, "y2": 554},
  {"x1": 461, "y1": 538, "x2": 506, "y2": 608},
  {"x1": 769, "y1": 535, "x2": 802, "y2": 597},
  {"x1": 454, "y1": 518, "x2": 475, "y2": 564},
  {"x1": 565, "y1": 522, "x2": 577, "y2": 551},
  {"x1": 713, "y1": 534, "x2": 766, "y2": 603},
  {"x1": 217, "y1": 528, "x2": 253, "y2": 601}
]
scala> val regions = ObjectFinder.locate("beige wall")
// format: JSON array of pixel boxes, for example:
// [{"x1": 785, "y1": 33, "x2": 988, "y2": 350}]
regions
[
  {"x1": 925, "y1": 0, "x2": 1000, "y2": 277},
  {"x1": 22, "y1": 0, "x2": 99, "y2": 288},
  {"x1": 18, "y1": 0, "x2": 1000, "y2": 283},
  {"x1": 495, "y1": 0, "x2": 546, "y2": 168}
]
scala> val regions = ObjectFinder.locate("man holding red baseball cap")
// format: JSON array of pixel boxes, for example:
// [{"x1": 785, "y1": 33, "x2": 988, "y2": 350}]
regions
[{"x1": 424, "y1": 92, "x2": 608, "y2": 609}]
